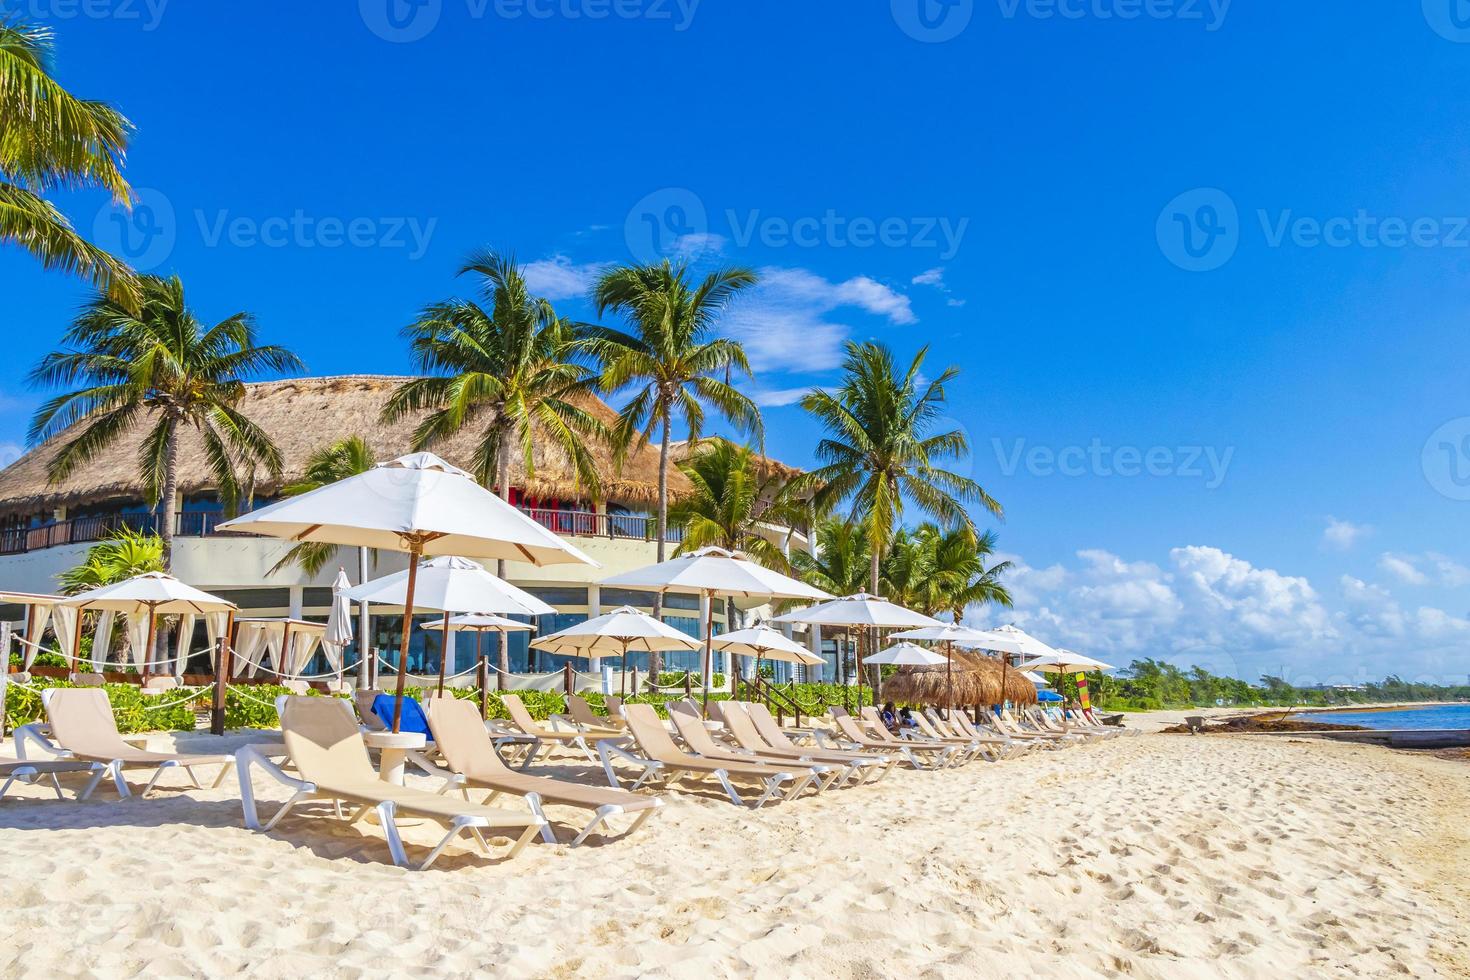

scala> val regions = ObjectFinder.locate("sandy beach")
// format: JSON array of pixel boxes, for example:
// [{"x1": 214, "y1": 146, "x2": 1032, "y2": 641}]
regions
[{"x1": 2, "y1": 725, "x2": 1466, "y2": 979}]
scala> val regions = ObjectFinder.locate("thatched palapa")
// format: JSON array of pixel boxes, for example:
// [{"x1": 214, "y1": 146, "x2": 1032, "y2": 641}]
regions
[
  {"x1": 0, "y1": 375, "x2": 728, "y2": 517},
  {"x1": 882, "y1": 651, "x2": 1039, "y2": 707}
]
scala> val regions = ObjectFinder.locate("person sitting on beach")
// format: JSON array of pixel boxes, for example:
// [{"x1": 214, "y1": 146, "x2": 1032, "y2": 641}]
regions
[
  {"x1": 880, "y1": 702, "x2": 900, "y2": 733},
  {"x1": 898, "y1": 707, "x2": 919, "y2": 730}
]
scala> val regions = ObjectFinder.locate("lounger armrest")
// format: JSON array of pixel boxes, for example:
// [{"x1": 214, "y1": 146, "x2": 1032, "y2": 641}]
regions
[
  {"x1": 406, "y1": 750, "x2": 460, "y2": 792},
  {"x1": 597, "y1": 740, "x2": 663, "y2": 789},
  {"x1": 237, "y1": 745, "x2": 314, "y2": 831},
  {"x1": 12, "y1": 723, "x2": 70, "y2": 761},
  {"x1": 810, "y1": 729, "x2": 856, "y2": 751}
]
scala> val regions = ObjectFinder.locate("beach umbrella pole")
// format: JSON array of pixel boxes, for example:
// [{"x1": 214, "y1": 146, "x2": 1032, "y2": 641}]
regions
[
  {"x1": 436, "y1": 611, "x2": 450, "y2": 696},
  {"x1": 476, "y1": 630, "x2": 487, "y2": 720},
  {"x1": 390, "y1": 540, "x2": 425, "y2": 733},
  {"x1": 701, "y1": 589, "x2": 714, "y2": 715},
  {"x1": 141, "y1": 605, "x2": 158, "y2": 686}
]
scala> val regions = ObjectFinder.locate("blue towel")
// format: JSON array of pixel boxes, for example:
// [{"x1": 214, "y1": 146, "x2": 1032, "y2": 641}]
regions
[{"x1": 372, "y1": 693, "x2": 432, "y2": 738}]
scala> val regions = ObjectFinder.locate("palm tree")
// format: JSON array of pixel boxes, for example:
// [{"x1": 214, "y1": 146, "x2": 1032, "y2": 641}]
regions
[
  {"x1": 879, "y1": 528, "x2": 939, "y2": 614},
  {"x1": 669, "y1": 437, "x2": 799, "y2": 570},
  {"x1": 926, "y1": 525, "x2": 1012, "y2": 622},
  {"x1": 588, "y1": 260, "x2": 762, "y2": 678},
  {"x1": 1, "y1": 20, "x2": 138, "y2": 305},
  {"x1": 802, "y1": 341, "x2": 1000, "y2": 596},
  {"x1": 28, "y1": 274, "x2": 303, "y2": 568},
  {"x1": 791, "y1": 517, "x2": 870, "y2": 687},
  {"x1": 384, "y1": 250, "x2": 605, "y2": 496}
]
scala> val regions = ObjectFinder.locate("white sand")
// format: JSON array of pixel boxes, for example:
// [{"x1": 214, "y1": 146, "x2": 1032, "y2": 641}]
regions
[{"x1": 1, "y1": 730, "x2": 1466, "y2": 979}]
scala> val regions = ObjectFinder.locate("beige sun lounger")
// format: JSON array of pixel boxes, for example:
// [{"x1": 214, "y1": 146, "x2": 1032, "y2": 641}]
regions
[
  {"x1": 602, "y1": 703, "x2": 816, "y2": 808},
  {"x1": 898, "y1": 709, "x2": 999, "y2": 763},
  {"x1": 926, "y1": 709, "x2": 1033, "y2": 759},
  {"x1": 826, "y1": 710, "x2": 958, "y2": 770},
  {"x1": 35, "y1": 688, "x2": 234, "y2": 798},
  {"x1": 500, "y1": 694, "x2": 628, "y2": 762},
  {"x1": 1, "y1": 758, "x2": 109, "y2": 800},
  {"x1": 236, "y1": 696, "x2": 545, "y2": 870},
  {"x1": 667, "y1": 702, "x2": 842, "y2": 794},
  {"x1": 555, "y1": 694, "x2": 627, "y2": 732},
  {"x1": 715, "y1": 701, "x2": 892, "y2": 785},
  {"x1": 424, "y1": 696, "x2": 662, "y2": 846}
]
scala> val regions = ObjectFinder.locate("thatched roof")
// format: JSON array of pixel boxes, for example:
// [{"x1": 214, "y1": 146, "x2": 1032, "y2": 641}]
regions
[
  {"x1": 0, "y1": 375, "x2": 731, "y2": 516},
  {"x1": 882, "y1": 651, "x2": 1039, "y2": 707}
]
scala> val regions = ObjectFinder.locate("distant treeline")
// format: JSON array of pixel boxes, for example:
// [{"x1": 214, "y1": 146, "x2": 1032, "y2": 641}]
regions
[{"x1": 1048, "y1": 658, "x2": 1470, "y2": 711}]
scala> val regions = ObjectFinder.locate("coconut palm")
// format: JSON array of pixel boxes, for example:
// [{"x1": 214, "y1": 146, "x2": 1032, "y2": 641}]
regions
[
  {"x1": 588, "y1": 261, "x2": 762, "y2": 678},
  {"x1": 268, "y1": 436, "x2": 377, "y2": 577},
  {"x1": 802, "y1": 341, "x2": 1000, "y2": 596},
  {"x1": 28, "y1": 274, "x2": 303, "y2": 568},
  {"x1": 927, "y1": 525, "x2": 1012, "y2": 622},
  {"x1": 879, "y1": 528, "x2": 939, "y2": 614},
  {"x1": 791, "y1": 517, "x2": 871, "y2": 597},
  {"x1": 1, "y1": 20, "x2": 137, "y2": 305},
  {"x1": 669, "y1": 437, "x2": 800, "y2": 570},
  {"x1": 383, "y1": 250, "x2": 605, "y2": 496}
]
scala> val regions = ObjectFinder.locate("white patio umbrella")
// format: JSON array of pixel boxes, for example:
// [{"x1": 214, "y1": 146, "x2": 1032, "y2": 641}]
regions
[
  {"x1": 220, "y1": 453, "x2": 595, "y2": 731},
  {"x1": 890, "y1": 623, "x2": 997, "y2": 711},
  {"x1": 344, "y1": 555, "x2": 555, "y2": 697},
  {"x1": 62, "y1": 573, "x2": 236, "y2": 681},
  {"x1": 711, "y1": 624, "x2": 826, "y2": 678},
  {"x1": 530, "y1": 606, "x2": 701, "y2": 697},
  {"x1": 774, "y1": 593, "x2": 943, "y2": 710},
  {"x1": 600, "y1": 546, "x2": 831, "y2": 709},
  {"x1": 1021, "y1": 649, "x2": 1116, "y2": 674},
  {"x1": 322, "y1": 568, "x2": 355, "y2": 682},
  {"x1": 962, "y1": 624, "x2": 1054, "y2": 707},
  {"x1": 867, "y1": 642, "x2": 949, "y2": 666},
  {"x1": 421, "y1": 613, "x2": 536, "y2": 718}
]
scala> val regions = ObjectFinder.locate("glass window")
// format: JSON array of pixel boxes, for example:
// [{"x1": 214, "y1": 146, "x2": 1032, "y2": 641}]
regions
[
  {"x1": 525, "y1": 587, "x2": 588, "y2": 607},
  {"x1": 600, "y1": 588, "x2": 657, "y2": 608}
]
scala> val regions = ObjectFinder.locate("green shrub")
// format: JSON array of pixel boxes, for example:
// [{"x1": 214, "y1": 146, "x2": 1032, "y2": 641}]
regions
[
  {"x1": 3, "y1": 678, "x2": 199, "y2": 733},
  {"x1": 9, "y1": 652, "x2": 68, "y2": 669}
]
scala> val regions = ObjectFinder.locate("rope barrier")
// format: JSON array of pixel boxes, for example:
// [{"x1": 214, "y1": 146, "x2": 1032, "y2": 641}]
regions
[
  {"x1": 374, "y1": 654, "x2": 479, "y2": 680},
  {"x1": 228, "y1": 649, "x2": 346, "y2": 681},
  {"x1": 138, "y1": 687, "x2": 212, "y2": 712}
]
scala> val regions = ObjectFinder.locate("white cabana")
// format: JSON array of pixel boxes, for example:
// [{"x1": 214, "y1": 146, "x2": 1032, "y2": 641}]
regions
[
  {"x1": 600, "y1": 546, "x2": 831, "y2": 706},
  {"x1": 530, "y1": 606, "x2": 701, "y2": 697},
  {"x1": 867, "y1": 642, "x2": 949, "y2": 666},
  {"x1": 218, "y1": 452, "x2": 596, "y2": 731},
  {"x1": 231, "y1": 619, "x2": 328, "y2": 678},
  {"x1": 0, "y1": 591, "x2": 67, "y2": 670},
  {"x1": 62, "y1": 573, "x2": 235, "y2": 679}
]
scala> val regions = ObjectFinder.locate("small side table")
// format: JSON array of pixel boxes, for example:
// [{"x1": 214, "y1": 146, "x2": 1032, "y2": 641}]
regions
[{"x1": 362, "y1": 730, "x2": 426, "y2": 785}]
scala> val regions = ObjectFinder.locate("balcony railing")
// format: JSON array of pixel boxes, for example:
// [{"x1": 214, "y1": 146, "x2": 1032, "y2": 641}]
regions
[{"x1": 0, "y1": 507, "x2": 680, "y2": 557}]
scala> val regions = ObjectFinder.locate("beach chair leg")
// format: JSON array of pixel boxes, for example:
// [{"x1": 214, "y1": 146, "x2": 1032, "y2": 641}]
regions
[
  {"x1": 713, "y1": 769, "x2": 746, "y2": 806},
  {"x1": 184, "y1": 766, "x2": 203, "y2": 789},
  {"x1": 332, "y1": 800, "x2": 345, "y2": 819},
  {"x1": 815, "y1": 766, "x2": 843, "y2": 793},
  {"x1": 108, "y1": 760, "x2": 131, "y2": 798},
  {"x1": 625, "y1": 805, "x2": 657, "y2": 838},
  {"x1": 264, "y1": 790, "x2": 308, "y2": 832},
  {"x1": 900, "y1": 748, "x2": 925, "y2": 771},
  {"x1": 377, "y1": 801, "x2": 410, "y2": 868},
  {"x1": 597, "y1": 740, "x2": 624, "y2": 789},
  {"x1": 48, "y1": 772, "x2": 65, "y2": 798},
  {"x1": 574, "y1": 737, "x2": 597, "y2": 764},
  {"x1": 210, "y1": 763, "x2": 232, "y2": 789},
  {"x1": 0, "y1": 772, "x2": 20, "y2": 798},
  {"x1": 524, "y1": 793, "x2": 558, "y2": 844},
  {"x1": 346, "y1": 803, "x2": 372, "y2": 825},
  {"x1": 570, "y1": 805, "x2": 618, "y2": 847},
  {"x1": 751, "y1": 774, "x2": 787, "y2": 809},
  {"x1": 781, "y1": 773, "x2": 814, "y2": 803},
  {"x1": 467, "y1": 826, "x2": 492, "y2": 855},
  {"x1": 507, "y1": 821, "x2": 542, "y2": 859}
]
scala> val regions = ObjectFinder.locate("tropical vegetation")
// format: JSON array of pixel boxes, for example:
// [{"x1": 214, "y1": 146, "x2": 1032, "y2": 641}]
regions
[
  {"x1": 268, "y1": 435, "x2": 377, "y2": 578},
  {"x1": 27, "y1": 274, "x2": 303, "y2": 567},
  {"x1": 57, "y1": 527, "x2": 164, "y2": 594},
  {"x1": 0, "y1": 19, "x2": 138, "y2": 305}
]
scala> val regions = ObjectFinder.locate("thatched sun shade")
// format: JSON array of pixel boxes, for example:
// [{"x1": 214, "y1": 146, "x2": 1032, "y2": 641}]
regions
[{"x1": 881, "y1": 651, "x2": 1039, "y2": 708}]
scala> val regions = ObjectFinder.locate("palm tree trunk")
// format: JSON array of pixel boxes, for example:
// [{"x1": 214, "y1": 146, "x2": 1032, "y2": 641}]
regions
[
  {"x1": 647, "y1": 413, "x2": 672, "y2": 684},
  {"x1": 496, "y1": 437, "x2": 514, "y2": 680},
  {"x1": 160, "y1": 416, "x2": 180, "y2": 571}
]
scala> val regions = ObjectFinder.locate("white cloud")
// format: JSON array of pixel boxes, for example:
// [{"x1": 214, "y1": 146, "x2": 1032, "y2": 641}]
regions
[
  {"x1": 744, "y1": 384, "x2": 813, "y2": 408},
  {"x1": 723, "y1": 267, "x2": 917, "y2": 373},
  {"x1": 1379, "y1": 553, "x2": 1430, "y2": 586},
  {"x1": 522, "y1": 255, "x2": 609, "y2": 301},
  {"x1": 672, "y1": 232, "x2": 728, "y2": 258},
  {"x1": 912, "y1": 267, "x2": 945, "y2": 288},
  {"x1": 1322, "y1": 516, "x2": 1371, "y2": 551}
]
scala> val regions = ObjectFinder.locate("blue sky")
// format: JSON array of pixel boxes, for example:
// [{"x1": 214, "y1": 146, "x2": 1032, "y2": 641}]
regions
[{"x1": 4, "y1": 0, "x2": 1469, "y2": 684}]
